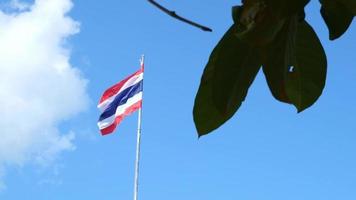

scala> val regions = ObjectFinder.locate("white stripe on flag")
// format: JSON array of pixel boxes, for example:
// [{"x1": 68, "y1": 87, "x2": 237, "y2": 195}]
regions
[
  {"x1": 98, "y1": 73, "x2": 143, "y2": 111},
  {"x1": 97, "y1": 92, "x2": 143, "y2": 129}
]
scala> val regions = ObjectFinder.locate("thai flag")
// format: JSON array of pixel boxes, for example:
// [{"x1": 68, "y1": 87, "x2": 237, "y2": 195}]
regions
[{"x1": 97, "y1": 66, "x2": 144, "y2": 135}]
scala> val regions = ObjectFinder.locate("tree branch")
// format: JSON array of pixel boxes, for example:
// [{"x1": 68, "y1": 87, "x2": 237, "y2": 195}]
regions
[{"x1": 147, "y1": 0, "x2": 213, "y2": 32}]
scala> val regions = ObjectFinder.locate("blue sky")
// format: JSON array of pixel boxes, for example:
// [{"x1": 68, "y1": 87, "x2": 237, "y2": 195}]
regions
[{"x1": 0, "y1": 0, "x2": 356, "y2": 199}]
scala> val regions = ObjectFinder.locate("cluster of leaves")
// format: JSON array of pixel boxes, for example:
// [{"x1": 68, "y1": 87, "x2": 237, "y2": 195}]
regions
[{"x1": 193, "y1": 0, "x2": 356, "y2": 137}]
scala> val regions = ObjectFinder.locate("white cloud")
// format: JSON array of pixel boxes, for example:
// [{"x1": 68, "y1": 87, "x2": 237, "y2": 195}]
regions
[{"x1": 0, "y1": 0, "x2": 88, "y2": 188}]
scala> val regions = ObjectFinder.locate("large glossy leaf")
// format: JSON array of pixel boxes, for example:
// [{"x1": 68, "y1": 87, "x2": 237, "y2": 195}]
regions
[
  {"x1": 286, "y1": 20, "x2": 327, "y2": 112},
  {"x1": 262, "y1": 17, "x2": 299, "y2": 104},
  {"x1": 232, "y1": 0, "x2": 309, "y2": 47},
  {"x1": 320, "y1": 0, "x2": 354, "y2": 40},
  {"x1": 193, "y1": 26, "x2": 261, "y2": 136},
  {"x1": 232, "y1": 5, "x2": 241, "y2": 24},
  {"x1": 338, "y1": 0, "x2": 356, "y2": 14},
  {"x1": 232, "y1": 4, "x2": 286, "y2": 46},
  {"x1": 265, "y1": 0, "x2": 310, "y2": 18}
]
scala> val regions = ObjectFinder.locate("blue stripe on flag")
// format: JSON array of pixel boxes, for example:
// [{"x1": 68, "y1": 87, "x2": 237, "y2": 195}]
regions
[{"x1": 99, "y1": 80, "x2": 143, "y2": 121}]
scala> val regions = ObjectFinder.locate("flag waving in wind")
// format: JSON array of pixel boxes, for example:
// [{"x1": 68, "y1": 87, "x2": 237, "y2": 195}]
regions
[{"x1": 97, "y1": 62, "x2": 144, "y2": 135}]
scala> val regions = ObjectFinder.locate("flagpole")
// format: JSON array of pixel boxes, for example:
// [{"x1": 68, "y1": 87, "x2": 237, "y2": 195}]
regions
[{"x1": 133, "y1": 55, "x2": 144, "y2": 200}]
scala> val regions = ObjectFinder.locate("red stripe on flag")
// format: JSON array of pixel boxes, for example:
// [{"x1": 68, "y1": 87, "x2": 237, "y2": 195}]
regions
[
  {"x1": 99, "y1": 68, "x2": 143, "y2": 104},
  {"x1": 100, "y1": 100, "x2": 142, "y2": 135}
]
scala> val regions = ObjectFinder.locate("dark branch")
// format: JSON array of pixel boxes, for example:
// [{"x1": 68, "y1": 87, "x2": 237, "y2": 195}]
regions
[{"x1": 147, "y1": 0, "x2": 213, "y2": 32}]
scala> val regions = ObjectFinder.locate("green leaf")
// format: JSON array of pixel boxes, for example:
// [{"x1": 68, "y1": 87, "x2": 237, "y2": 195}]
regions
[
  {"x1": 262, "y1": 18, "x2": 327, "y2": 112},
  {"x1": 265, "y1": 0, "x2": 310, "y2": 18},
  {"x1": 193, "y1": 26, "x2": 261, "y2": 136},
  {"x1": 286, "y1": 20, "x2": 327, "y2": 112},
  {"x1": 232, "y1": 0, "x2": 309, "y2": 46},
  {"x1": 320, "y1": 0, "x2": 354, "y2": 40},
  {"x1": 338, "y1": 0, "x2": 356, "y2": 14},
  {"x1": 262, "y1": 17, "x2": 299, "y2": 104},
  {"x1": 232, "y1": 6, "x2": 242, "y2": 24},
  {"x1": 232, "y1": 4, "x2": 286, "y2": 46}
]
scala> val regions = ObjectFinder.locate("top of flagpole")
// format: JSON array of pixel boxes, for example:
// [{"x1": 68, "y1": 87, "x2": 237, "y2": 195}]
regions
[{"x1": 140, "y1": 55, "x2": 145, "y2": 70}]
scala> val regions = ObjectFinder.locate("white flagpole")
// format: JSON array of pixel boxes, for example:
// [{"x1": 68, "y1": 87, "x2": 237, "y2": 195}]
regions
[{"x1": 133, "y1": 55, "x2": 144, "y2": 200}]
